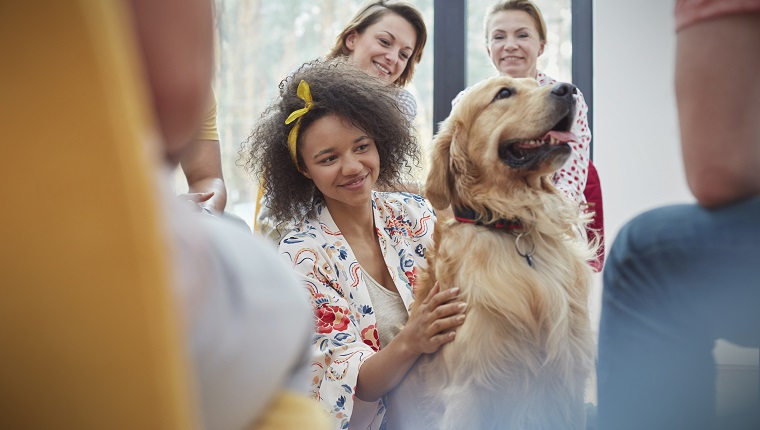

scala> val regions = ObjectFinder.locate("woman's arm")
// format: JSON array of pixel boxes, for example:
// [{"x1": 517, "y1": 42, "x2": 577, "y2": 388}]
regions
[
  {"x1": 355, "y1": 283, "x2": 465, "y2": 402},
  {"x1": 126, "y1": 0, "x2": 213, "y2": 163},
  {"x1": 179, "y1": 96, "x2": 227, "y2": 213},
  {"x1": 180, "y1": 138, "x2": 227, "y2": 212}
]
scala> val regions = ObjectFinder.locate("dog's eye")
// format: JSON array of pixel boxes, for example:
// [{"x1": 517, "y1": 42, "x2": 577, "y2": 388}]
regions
[{"x1": 494, "y1": 88, "x2": 513, "y2": 100}]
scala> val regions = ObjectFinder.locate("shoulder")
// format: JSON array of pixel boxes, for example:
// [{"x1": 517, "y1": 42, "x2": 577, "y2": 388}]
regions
[
  {"x1": 536, "y1": 71, "x2": 588, "y2": 111},
  {"x1": 397, "y1": 87, "x2": 417, "y2": 121},
  {"x1": 538, "y1": 71, "x2": 588, "y2": 106},
  {"x1": 372, "y1": 191, "x2": 436, "y2": 237},
  {"x1": 373, "y1": 190, "x2": 433, "y2": 213},
  {"x1": 277, "y1": 218, "x2": 323, "y2": 253}
]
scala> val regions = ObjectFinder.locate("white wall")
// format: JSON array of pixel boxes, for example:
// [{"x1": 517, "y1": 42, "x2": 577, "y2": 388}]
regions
[
  {"x1": 594, "y1": 0, "x2": 692, "y2": 247},
  {"x1": 585, "y1": 0, "x2": 689, "y2": 342}
]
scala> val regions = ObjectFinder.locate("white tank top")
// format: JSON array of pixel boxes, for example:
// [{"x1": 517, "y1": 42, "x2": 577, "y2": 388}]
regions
[{"x1": 362, "y1": 268, "x2": 409, "y2": 349}]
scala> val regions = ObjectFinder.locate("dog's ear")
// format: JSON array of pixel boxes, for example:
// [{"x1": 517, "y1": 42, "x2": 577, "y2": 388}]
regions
[{"x1": 425, "y1": 118, "x2": 462, "y2": 210}]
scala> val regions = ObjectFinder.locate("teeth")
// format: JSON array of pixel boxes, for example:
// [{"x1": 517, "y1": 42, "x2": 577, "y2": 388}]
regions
[
  {"x1": 517, "y1": 140, "x2": 541, "y2": 148},
  {"x1": 513, "y1": 135, "x2": 565, "y2": 150},
  {"x1": 374, "y1": 62, "x2": 390, "y2": 74},
  {"x1": 344, "y1": 175, "x2": 365, "y2": 186}
]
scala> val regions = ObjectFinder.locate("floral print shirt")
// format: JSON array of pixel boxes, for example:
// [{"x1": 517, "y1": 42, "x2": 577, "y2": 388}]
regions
[
  {"x1": 451, "y1": 71, "x2": 592, "y2": 205},
  {"x1": 278, "y1": 191, "x2": 436, "y2": 429}
]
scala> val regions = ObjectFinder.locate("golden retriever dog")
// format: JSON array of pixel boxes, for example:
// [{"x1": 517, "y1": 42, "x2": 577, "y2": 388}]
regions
[{"x1": 389, "y1": 75, "x2": 596, "y2": 430}]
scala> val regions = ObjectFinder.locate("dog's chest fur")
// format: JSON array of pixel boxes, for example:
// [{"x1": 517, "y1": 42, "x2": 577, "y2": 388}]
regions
[
  {"x1": 431, "y1": 220, "x2": 594, "y2": 367},
  {"x1": 400, "y1": 220, "x2": 595, "y2": 430}
]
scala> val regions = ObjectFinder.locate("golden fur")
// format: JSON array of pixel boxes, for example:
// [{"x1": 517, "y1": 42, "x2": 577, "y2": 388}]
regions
[{"x1": 400, "y1": 76, "x2": 596, "y2": 430}]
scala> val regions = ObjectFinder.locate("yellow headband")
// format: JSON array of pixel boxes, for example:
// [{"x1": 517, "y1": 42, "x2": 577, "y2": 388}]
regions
[{"x1": 284, "y1": 80, "x2": 314, "y2": 168}]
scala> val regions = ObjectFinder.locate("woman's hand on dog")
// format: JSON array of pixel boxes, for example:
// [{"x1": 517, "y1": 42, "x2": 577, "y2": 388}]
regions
[
  {"x1": 402, "y1": 282, "x2": 467, "y2": 355},
  {"x1": 354, "y1": 282, "x2": 466, "y2": 402}
]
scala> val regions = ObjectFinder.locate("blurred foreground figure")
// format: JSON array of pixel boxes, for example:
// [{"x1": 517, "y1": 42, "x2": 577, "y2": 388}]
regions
[
  {"x1": 0, "y1": 0, "x2": 322, "y2": 428},
  {"x1": 127, "y1": 0, "x2": 322, "y2": 428},
  {"x1": 598, "y1": 1, "x2": 760, "y2": 429}
]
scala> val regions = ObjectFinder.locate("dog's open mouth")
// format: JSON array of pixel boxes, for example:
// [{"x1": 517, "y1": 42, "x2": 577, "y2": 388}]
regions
[{"x1": 498, "y1": 117, "x2": 576, "y2": 170}]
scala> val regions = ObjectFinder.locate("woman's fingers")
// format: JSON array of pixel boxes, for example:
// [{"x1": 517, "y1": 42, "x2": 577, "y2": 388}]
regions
[
  {"x1": 424, "y1": 289, "x2": 466, "y2": 341},
  {"x1": 428, "y1": 312, "x2": 466, "y2": 335},
  {"x1": 406, "y1": 283, "x2": 467, "y2": 354},
  {"x1": 430, "y1": 300, "x2": 466, "y2": 320},
  {"x1": 428, "y1": 331, "x2": 457, "y2": 348},
  {"x1": 181, "y1": 191, "x2": 214, "y2": 203},
  {"x1": 421, "y1": 282, "x2": 441, "y2": 305},
  {"x1": 423, "y1": 285, "x2": 459, "y2": 309}
]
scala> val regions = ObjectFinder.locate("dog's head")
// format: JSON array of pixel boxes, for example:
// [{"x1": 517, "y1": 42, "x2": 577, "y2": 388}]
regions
[{"x1": 426, "y1": 76, "x2": 576, "y2": 214}]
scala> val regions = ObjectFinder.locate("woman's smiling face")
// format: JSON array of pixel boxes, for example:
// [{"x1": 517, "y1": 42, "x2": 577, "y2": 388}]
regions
[
  {"x1": 299, "y1": 114, "x2": 380, "y2": 211},
  {"x1": 345, "y1": 12, "x2": 417, "y2": 84},
  {"x1": 486, "y1": 10, "x2": 545, "y2": 79}
]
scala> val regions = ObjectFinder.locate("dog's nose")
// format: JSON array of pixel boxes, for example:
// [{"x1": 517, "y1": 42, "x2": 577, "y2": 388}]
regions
[{"x1": 551, "y1": 83, "x2": 577, "y2": 98}]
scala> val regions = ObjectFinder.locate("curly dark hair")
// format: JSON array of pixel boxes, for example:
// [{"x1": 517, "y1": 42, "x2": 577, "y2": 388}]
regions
[{"x1": 242, "y1": 58, "x2": 420, "y2": 225}]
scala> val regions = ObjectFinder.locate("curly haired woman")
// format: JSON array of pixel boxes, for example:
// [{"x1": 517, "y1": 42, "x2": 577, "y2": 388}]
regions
[
  {"x1": 243, "y1": 59, "x2": 465, "y2": 430},
  {"x1": 256, "y1": 1, "x2": 428, "y2": 242}
]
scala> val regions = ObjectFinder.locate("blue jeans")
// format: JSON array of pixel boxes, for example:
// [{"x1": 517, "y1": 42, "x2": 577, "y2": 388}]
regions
[{"x1": 597, "y1": 196, "x2": 760, "y2": 430}]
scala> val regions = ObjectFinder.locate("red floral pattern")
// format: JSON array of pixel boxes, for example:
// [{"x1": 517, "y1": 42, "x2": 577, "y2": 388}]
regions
[
  {"x1": 361, "y1": 325, "x2": 380, "y2": 351},
  {"x1": 315, "y1": 305, "x2": 350, "y2": 334},
  {"x1": 405, "y1": 266, "x2": 418, "y2": 292}
]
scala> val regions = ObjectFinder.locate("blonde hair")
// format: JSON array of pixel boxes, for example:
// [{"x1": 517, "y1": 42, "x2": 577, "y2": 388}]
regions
[
  {"x1": 484, "y1": 0, "x2": 547, "y2": 44},
  {"x1": 327, "y1": 0, "x2": 427, "y2": 87}
]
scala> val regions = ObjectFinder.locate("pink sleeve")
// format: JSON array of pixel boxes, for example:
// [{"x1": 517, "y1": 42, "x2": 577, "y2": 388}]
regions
[{"x1": 675, "y1": 0, "x2": 760, "y2": 31}]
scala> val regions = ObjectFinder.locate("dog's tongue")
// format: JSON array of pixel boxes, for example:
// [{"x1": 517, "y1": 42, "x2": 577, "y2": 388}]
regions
[{"x1": 543, "y1": 130, "x2": 577, "y2": 143}]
